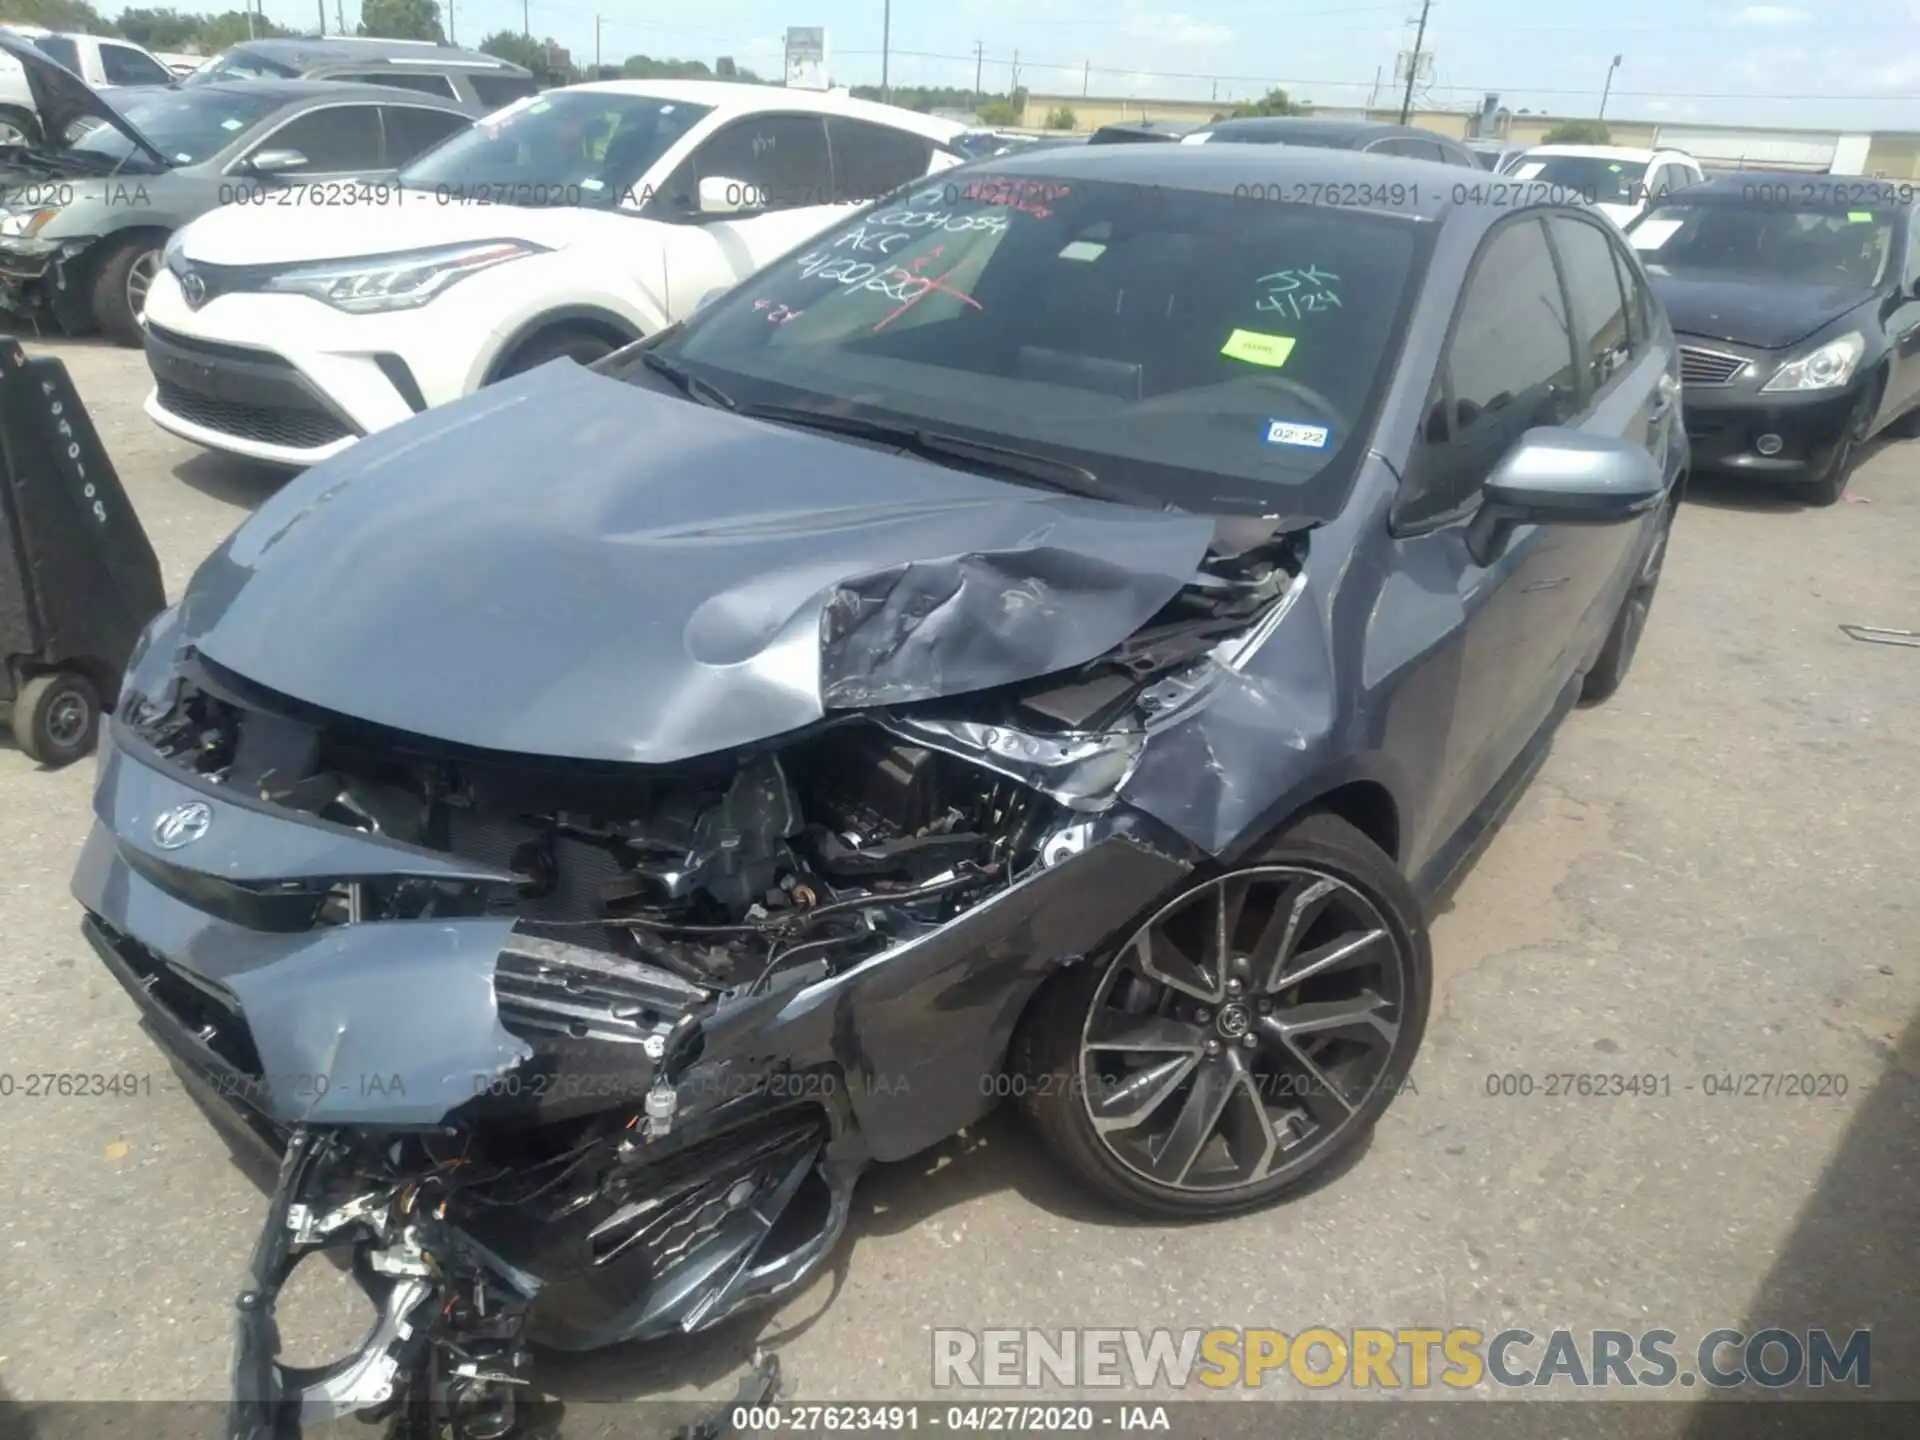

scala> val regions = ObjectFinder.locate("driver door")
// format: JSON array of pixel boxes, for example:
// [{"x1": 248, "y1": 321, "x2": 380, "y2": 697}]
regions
[{"x1": 644, "y1": 114, "x2": 843, "y2": 315}]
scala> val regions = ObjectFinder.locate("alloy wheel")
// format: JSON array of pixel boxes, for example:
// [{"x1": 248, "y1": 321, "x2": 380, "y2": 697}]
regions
[
  {"x1": 1077, "y1": 866, "x2": 1411, "y2": 1193},
  {"x1": 126, "y1": 249, "x2": 161, "y2": 318},
  {"x1": 44, "y1": 689, "x2": 89, "y2": 750}
]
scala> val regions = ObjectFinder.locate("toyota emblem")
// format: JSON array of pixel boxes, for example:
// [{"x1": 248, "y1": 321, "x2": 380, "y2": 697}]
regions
[
  {"x1": 152, "y1": 800, "x2": 212, "y2": 850},
  {"x1": 179, "y1": 269, "x2": 207, "y2": 308}
]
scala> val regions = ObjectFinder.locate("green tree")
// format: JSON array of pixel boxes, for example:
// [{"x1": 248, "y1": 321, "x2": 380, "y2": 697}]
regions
[
  {"x1": 0, "y1": 0, "x2": 118, "y2": 32},
  {"x1": 358, "y1": 0, "x2": 444, "y2": 43},
  {"x1": 1229, "y1": 87, "x2": 1305, "y2": 118},
  {"x1": 1541, "y1": 118, "x2": 1610, "y2": 144},
  {"x1": 196, "y1": 9, "x2": 293, "y2": 48},
  {"x1": 476, "y1": 31, "x2": 543, "y2": 71},
  {"x1": 620, "y1": 53, "x2": 712, "y2": 80},
  {"x1": 1044, "y1": 105, "x2": 1075, "y2": 130},
  {"x1": 114, "y1": 7, "x2": 197, "y2": 47}
]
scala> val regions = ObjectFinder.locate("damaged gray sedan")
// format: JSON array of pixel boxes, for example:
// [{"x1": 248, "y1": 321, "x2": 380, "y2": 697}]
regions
[{"x1": 73, "y1": 142, "x2": 1685, "y2": 1438}]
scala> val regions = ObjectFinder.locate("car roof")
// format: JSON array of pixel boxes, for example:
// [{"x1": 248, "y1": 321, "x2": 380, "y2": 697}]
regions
[
  {"x1": 560, "y1": 79, "x2": 968, "y2": 141},
  {"x1": 218, "y1": 37, "x2": 529, "y2": 74},
  {"x1": 1521, "y1": 144, "x2": 1659, "y2": 161},
  {"x1": 958, "y1": 140, "x2": 1481, "y2": 221},
  {"x1": 1199, "y1": 117, "x2": 1456, "y2": 148},
  {"x1": 166, "y1": 77, "x2": 473, "y2": 109}
]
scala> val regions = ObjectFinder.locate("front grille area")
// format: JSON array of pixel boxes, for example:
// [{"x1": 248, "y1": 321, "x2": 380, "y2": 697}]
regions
[
  {"x1": 1679, "y1": 345, "x2": 1750, "y2": 387},
  {"x1": 156, "y1": 380, "x2": 353, "y2": 451},
  {"x1": 85, "y1": 915, "x2": 265, "y2": 1080},
  {"x1": 145, "y1": 323, "x2": 297, "y2": 370}
]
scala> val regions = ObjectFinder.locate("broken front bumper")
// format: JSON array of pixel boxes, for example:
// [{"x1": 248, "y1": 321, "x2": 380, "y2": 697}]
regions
[{"x1": 76, "y1": 719, "x2": 1197, "y2": 1435}]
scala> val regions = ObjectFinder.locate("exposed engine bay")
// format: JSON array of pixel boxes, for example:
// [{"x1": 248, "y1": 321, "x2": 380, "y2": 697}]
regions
[{"x1": 75, "y1": 425, "x2": 1312, "y2": 1440}]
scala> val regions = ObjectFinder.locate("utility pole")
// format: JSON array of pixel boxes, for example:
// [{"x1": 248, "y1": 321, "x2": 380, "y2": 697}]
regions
[
  {"x1": 245, "y1": 3, "x2": 255, "y2": 40},
  {"x1": 1010, "y1": 49, "x2": 1020, "y2": 95},
  {"x1": 595, "y1": 16, "x2": 602, "y2": 74},
  {"x1": 335, "y1": 0, "x2": 345, "y2": 35},
  {"x1": 1367, "y1": 64, "x2": 1382, "y2": 110},
  {"x1": 973, "y1": 42, "x2": 983, "y2": 105},
  {"x1": 881, "y1": 0, "x2": 891, "y2": 104},
  {"x1": 1082, "y1": 60, "x2": 1089, "y2": 97},
  {"x1": 447, "y1": 0, "x2": 455, "y2": 44},
  {"x1": 1398, "y1": 0, "x2": 1431, "y2": 125},
  {"x1": 522, "y1": 0, "x2": 530, "y2": 40},
  {"x1": 316, "y1": 1, "x2": 325, "y2": 34},
  {"x1": 1599, "y1": 53, "x2": 1622, "y2": 119}
]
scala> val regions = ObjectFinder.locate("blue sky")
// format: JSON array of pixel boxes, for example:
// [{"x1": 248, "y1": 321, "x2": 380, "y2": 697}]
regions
[{"x1": 190, "y1": 2, "x2": 1920, "y2": 130}]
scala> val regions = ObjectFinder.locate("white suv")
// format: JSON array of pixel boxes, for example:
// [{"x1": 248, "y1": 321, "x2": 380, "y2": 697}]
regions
[
  {"x1": 0, "y1": 26, "x2": 176, "y2": 144},
  {"x1": 141, "y1": 82, "x2": 965, "y2": 467},
  {"x1": 1507, "y1": 145, "x2": 1704, "y2": 228}
]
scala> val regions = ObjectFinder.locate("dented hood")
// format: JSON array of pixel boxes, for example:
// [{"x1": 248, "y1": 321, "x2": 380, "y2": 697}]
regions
[{"x1": 177, "y1": 361, "x2": 1218, "y2": 764}]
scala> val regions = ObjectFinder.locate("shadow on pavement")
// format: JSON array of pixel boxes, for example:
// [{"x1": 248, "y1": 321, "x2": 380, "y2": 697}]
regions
[
  {"x1": 1677, "y1": 1008, "x2": 1920, "y2": 1435},
  {"x1": 170, "y1": 450, "x2": 292, "y2": 512}
]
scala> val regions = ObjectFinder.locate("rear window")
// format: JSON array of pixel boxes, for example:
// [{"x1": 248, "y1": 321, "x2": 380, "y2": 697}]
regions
[
  {"x1": 188, "y1": 49, "x2": 300, "y2": 84},
  {"x1": 471, "y1": 73, "x2": 540, "y2": 108},
  {"x1": 31, "y1": 35, "x2": 79, "y2": 70}
]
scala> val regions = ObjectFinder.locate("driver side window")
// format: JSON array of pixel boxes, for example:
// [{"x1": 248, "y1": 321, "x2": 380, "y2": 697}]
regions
[
  {"x1": 246, "y1": 105, "x2": 385, "y2": 174},
  {"x1": 1400, "y1": 216, "x2": 1580, "y2": 526},
  {"x1": 647, "y1": 115, "x2": 832, "y2": 218}
]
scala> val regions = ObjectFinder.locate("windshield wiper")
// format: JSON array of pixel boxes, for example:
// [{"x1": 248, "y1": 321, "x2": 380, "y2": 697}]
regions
[
  {"x1": 739, "y1": 403, "x2": 1166, "y2": 507},
  {"x1": 641, "y1": 351, "x2": 736, "y2": 410}
]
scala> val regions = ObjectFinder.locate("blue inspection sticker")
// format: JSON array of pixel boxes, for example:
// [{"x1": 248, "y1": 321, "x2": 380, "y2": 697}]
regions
[{"x1": 1263, "y1": 418, "x2": 1331, "y2": 449}]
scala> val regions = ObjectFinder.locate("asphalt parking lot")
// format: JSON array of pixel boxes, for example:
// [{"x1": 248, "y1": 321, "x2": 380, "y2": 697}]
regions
[{"x1": 0, "y1": 338, "x2": 1915, "y2": 1420}]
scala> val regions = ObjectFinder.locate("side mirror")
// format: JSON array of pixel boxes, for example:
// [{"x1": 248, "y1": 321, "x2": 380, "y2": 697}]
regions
[
  {"x1": 698, "y1": 174, "x2": 765, "y2": 216},
  {"x1": 1466, "y1": 426, "x2": 1666, "y2": 566},
  {"x1": 245, "y1": 148, "x2": 309, "y2": 176}
]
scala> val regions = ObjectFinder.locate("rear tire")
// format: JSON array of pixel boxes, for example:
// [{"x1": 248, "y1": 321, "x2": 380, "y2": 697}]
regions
[
  {"x1": 1012, "y1": 812, "x2": 1430, "y2": 1218},
  {"x1": 90, "y1": 234, "x2": 167, "y2": 347},
  {"x1": 1580, "y1": 495, "x2": 1675, "y2": 705},
  {"x1": 10, "y1": 671, "x2": 100, "y2": 767},
  {"x1": 493, "y1": 328, "x2": 616, "y2": 380}
]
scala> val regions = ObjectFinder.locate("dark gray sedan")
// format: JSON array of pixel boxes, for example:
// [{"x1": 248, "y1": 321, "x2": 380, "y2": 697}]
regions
[
  {"x1": 75, "y1": 139, "x2": 1691, "y2": 1433},
  {"x1": 0, "y1": 34, "x2": 471, "y2": 345}
]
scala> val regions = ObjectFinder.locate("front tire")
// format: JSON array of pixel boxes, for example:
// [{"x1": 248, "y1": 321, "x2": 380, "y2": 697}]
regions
[
  {"x1": 1803, "y1": 382, "x2": 1878, "y2": 506},
  {"x1": 90, "y1": 234, "x2": 167, "y2": 347},
  {"x1": 1013, "y1": 812, "x2": 1430, "y2": 1218},
  {"x1": 493, "y1": 328, "x2": 616, "y2": 380}
]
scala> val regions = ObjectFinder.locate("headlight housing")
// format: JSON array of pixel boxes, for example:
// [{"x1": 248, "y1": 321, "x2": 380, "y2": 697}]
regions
[
  {"x1": 258, "y1": 240, "x2": 546, "y2": 314},
  {"x1": 1761, "y1": 332, "x2": 1865, "y2": 393},
  {"x1": 0, "y1": 206, "x2": 63, "y2": 239}
]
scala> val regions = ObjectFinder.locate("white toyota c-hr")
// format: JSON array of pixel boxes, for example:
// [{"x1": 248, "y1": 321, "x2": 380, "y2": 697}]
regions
[{"x1": 141, "y1": 81, "x2": 966, "y2": 467}]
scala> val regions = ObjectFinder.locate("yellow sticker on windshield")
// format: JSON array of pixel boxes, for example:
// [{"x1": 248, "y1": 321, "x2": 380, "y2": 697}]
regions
[
  {"x1": 1221, "y1": 329, "x2": 1296, "y2": 368},
  {"x1": 1848, "y1": 211, "x2": 1873, "y2": 223}
]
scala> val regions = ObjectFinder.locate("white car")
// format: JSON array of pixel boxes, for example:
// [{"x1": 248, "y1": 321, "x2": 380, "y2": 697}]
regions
[
  {"x1": 0, "y1": 26, "x2": 176, "y2": 144},
  {"x1": 1506, "y1": 144, "x2": 1704, "y2": 227},
  {"x1": 141, "y1": 82, "x2": 966, "y2": 467}
]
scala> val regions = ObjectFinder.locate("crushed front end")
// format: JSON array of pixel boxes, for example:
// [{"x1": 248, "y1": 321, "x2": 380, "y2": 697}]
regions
[
  {"x1": 72, "y1": 371, "x2": 1317, "y2": 1435},
  {"x1": 73, "y1": 615, "x2": 1291, "y2": 1436}
]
